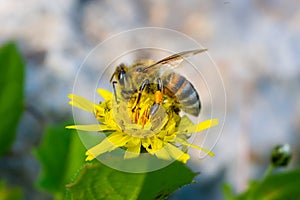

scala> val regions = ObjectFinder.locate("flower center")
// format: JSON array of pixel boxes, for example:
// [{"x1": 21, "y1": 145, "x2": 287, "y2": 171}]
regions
[
  {"x1": 130, "y1": 96, "x2": 151, "y2": 127},
  {"x1": 112, "y1": 92, "x2": 168, "y2": 138}
]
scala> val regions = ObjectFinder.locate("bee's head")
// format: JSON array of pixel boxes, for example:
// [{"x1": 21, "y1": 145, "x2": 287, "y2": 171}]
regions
[{"x1": 110, "y1": 63, "x2": 128, "y2": 86}]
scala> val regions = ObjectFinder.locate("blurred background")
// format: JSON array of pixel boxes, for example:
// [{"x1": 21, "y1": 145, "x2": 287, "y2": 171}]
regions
[{"x1": 0, "y1": 0, "x2": 300, "y2": 199}]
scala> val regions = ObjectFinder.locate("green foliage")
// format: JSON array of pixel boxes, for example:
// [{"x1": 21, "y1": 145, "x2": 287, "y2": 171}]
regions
[
  {"x1": 223, "y1": 183, "x2": 234, "y2": 200},
  {"x1": 0, "y1": 42, "x2": 24, "y2": 155},
  {"x1": 33, "y1": 124, "x2": 86, "y2": 199},
  {"x1": 224, "y1": 168, "x2": 300, "y2": 200},
  {"x1": 0, "y1": 181, "x2": 22, "y2": 200},
  {"x1": 66, "y1": 161, "x2": 197, "y2": 200}
]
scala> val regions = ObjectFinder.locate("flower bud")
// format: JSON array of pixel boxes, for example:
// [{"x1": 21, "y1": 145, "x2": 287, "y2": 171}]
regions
[{"x1": 271, "y1": 144, "x2": 292, "y2": 167}]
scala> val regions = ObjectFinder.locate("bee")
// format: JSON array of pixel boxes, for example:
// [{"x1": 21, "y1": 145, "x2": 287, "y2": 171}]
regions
[{"x1": 110, "y1": 49, "x2": 207, "y2": 124}]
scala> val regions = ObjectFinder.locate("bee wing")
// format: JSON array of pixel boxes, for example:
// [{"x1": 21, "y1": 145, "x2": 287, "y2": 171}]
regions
[{"x1": 142, "y1": 49, "x2": 207, "y2": 72}]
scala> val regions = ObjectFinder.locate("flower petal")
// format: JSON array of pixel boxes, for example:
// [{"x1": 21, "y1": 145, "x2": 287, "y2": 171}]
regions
[
  {"x1": 66, "y1": 124, "x2": 99, "y2": 131},
  {"x1": 196, "y1": 119, "x2": 219, "y2": 132},
  {"x1": 177, "y1": 153, "x2": 190, "y2": 163},
  {"x1": 68, "y1": 94, "x2": 96, "y2": 112},
  {"x1": 179, "y1": 119, "x2": 219, "y2": 134},
  {"x1": 65, "y1": 124, "x2": 115, "y2": 132},
  {"x1": 174, "y1": 137, "x2": 214, "y2": 157},
  {"x1": 85, "y1": 151, "x2": 95, "y2": 161},
  {"x1": 124, "y1": 142, "x2": 141, "y2": 159},
  {"x1": 126, "y1": 137, "x2": 141, "y2": 146},
  {"x1": 86, "y1": 132, "x2": 131, "y2": 159},
  {"x1": 124, "y1": 150, "x2": 140, "y2": 159},
  {"x1": 152, "y1": 137, "x2": 164, "y2": 151},
  {"x1": 97, "y1": 88, "x2": 112, "y2": 101},
  {"x1": 164, "y1": 143, "x2": 190, "y2": 163},
  {"x1": 94, "y1": 105, "x2": 105, "y2": 116},
  {"x1": 154, "y1": 147, "x2": 172, "y2": 160}
]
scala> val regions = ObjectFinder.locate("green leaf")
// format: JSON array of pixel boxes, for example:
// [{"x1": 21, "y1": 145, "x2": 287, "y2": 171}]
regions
[
  {"x1": 0, "y1": 181, "x2": 23, "y2": 200},
  {"x1": 66, "y1": 161, "x2": 197, "y2": 200},
  {"x1": 33, "y1": 124, "x2": 86, "y2": 198},
  {"x1": 222, "y1": 183, "x2": 234, "y2": 200},
  {"x1": 0, "y1": 42, "x2": 24, "y2": 155},
  {"x1": 232, "y1": 168, "x2": 300, "y2": 200},
  {"x1": 252, "y1": 168, "x2": 300, "y2": 199}
]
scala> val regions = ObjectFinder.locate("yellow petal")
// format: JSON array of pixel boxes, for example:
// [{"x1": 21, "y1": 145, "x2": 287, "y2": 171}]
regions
[
  {"x1": 154, "y1": 147, "x2": 172, "y2": 160},
  {"x1": 141, "y1": 138, "x2": 151, "y2": 149},
  {"x1": 164, "y1": 119, "x2": 176, "y2": 135},
  {"x1": 68, "y1": 94, "x2": 96, "y2": 113},
  {"x1": 141, "y1": 138, "x2": 156, "y2": 154},
  {"x1": 177, "y1": 153, "x2": 190, "y2": 163},
  {"x1": 163, "y1": 135, "x2": 176, "y2": 142},
  {"x1": 94, "y1": 105, "x2": 105, "y2": 116},
  {"x1": 165, "y1": 143, "x2": 190, "y2": 163},
  {"x1": 124, "y1": 143, "x2": 141, "y2": 159},
  {"x1": 85, "y1": 151, "x2": 96, "y2": 161},
  {"x1": 106, "y1": 131, "x2": 131, "y2": 147},
  {"x1": 151, "y1": 137, "x2": 164, "y2": 151},
  {"x1": 65, "y1": 124, "x2": 100, "y2": 131},
  {"x1": 87, "y1": 132, "x2": 131, "y2": 158},
  {"x1": 97, "y1": 88, "x2": 112, "y2": 101},
  {"x1": 174, "y1": 137, "x2": 214, "y2": 157},
  {"x1": 179, "y1": 118, "x2": 219, "y2": 134},
  {"x1": 65, "y1": 124, "x2": 115, "y2": 132},
  {"x1": 124, "y1": 150, "x2": 140, "y2": 159},
  {"x1": 126, "y1": 137, "x2": 141, "y2": 147},
  {"x1": 196, "y1": 119, "x2": 219, "y2": 132}
]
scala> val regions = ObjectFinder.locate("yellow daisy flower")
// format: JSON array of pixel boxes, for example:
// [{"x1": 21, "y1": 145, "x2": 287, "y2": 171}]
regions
[{"x1": 66, "y1": 88, "x2": 218, "y2": 163}]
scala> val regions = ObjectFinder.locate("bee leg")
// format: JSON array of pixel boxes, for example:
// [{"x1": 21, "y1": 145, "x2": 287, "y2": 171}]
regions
[
  {"x1": 112, "y1": 81, "x2": 118, "y2": 103},
  {"x1": 150, "y1": 78, "x2": 163, "y2": 116},
  {"x1": 132, "y1": 79, "x2": 149, "y2": 112}
]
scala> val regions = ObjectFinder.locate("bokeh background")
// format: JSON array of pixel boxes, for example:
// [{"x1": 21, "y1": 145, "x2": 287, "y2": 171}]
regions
[{"x1": 0, "y1": 0, "x2": 300, "y2": 199}]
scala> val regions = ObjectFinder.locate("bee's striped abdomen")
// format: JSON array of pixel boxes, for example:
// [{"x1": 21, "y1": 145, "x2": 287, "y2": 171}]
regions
[{"x1": 162, "y1": 72, "x2": 201, "y2": 116}]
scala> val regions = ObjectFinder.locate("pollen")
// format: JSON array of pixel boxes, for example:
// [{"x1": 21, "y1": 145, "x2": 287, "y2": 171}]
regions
[{"x1": 154, "y1": 91, "x2": 163, "y2": 104}]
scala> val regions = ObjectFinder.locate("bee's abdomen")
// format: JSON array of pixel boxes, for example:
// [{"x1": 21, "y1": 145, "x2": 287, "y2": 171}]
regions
[{"x1": 162, "y1": 72, "x2": 201, "y2": 116}]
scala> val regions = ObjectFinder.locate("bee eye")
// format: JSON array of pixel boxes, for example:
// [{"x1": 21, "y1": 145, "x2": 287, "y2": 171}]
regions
[{"x1": 118, "y1": 70, "x2": 126, "y2": 85}]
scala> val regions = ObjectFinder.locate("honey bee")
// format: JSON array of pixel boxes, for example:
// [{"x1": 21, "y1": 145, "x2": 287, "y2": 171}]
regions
[{"x1": 110, "y1": 49, "x2": 207, "y2": 123}]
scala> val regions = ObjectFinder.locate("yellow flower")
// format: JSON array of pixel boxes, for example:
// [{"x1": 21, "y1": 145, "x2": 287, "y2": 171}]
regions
[{"x1": 66, "y1": 89, "x2": 218, "y2": 163}]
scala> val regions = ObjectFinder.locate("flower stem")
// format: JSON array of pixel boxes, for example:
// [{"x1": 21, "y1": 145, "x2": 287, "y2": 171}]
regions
[{"x1": 262, "y1": 164, "x2": 275, "y2": 181}]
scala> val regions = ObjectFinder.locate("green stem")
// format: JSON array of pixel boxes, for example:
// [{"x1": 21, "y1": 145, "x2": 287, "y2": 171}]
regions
[{"x1": 262, "y1": 164, "x2": 275, "y2": 181}]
